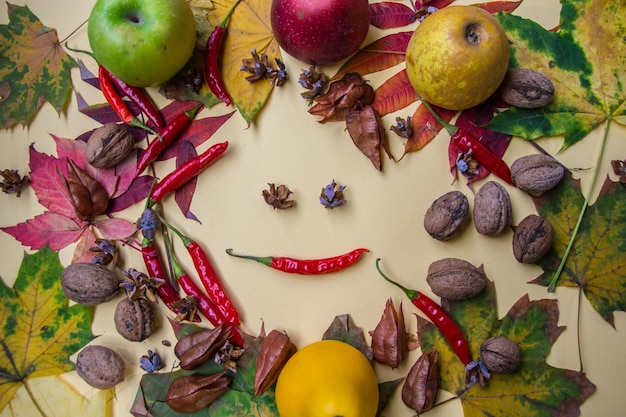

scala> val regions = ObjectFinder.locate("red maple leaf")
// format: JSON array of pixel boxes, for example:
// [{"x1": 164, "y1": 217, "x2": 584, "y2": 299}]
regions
[{"x1": 2, "y1": 137, "x2": 141, "y2": 262}]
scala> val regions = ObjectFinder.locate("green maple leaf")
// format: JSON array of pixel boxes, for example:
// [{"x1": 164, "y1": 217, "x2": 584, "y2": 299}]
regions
[
  {"x1": 530, "y1": 172, "x2": 626, "y2": 324},
  {"x1": 0, "y1": 246, "x2": 94, "y2": 413},
  {"x1": 488, "y1": 0, "x2": 626, "y2": 149},
  {"x1": 0, "y1": 3, "x2": 76, "y2": 129},
  {"x1": 418, "y1": 280, "x2": 596, "y2": 417}
]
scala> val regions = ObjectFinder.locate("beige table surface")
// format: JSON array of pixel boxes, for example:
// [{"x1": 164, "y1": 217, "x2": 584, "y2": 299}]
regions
[{"x1": 1, "y1": 0, "x2": 626, "y2": 416}]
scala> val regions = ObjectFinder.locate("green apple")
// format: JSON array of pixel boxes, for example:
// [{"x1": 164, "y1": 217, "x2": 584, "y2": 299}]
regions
[
  {"x1": 406, "y1": 6, "x2": 510, "y2": 110},
  {"x1": 88, "y1": 0, "x2": 196, "y2": 87}
]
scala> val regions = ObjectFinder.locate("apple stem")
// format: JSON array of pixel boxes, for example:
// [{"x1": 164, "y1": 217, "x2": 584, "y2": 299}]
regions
[
  {"x1": 419, "y1": 100, "x2": 459, "y2": 136},
  {"x1": 65, "y1": 42, "x2": 98, "y2": 63},
  {"x1": 219, "y1": 0, "x2": 243, "y2": 28}
]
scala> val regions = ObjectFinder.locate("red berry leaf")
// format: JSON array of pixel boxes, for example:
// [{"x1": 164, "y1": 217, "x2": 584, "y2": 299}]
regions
[
  {"x1": 372, "y1": 69, "x2": 416, "y2": 117},
  {"x1": 370, "y1": 2, "x2": 417, "y2": 29},
  {"x1": 93, "y1": 217, "x2": 138, "y2": 241},
  {"x1": 174, "y1": 140, "x2": 200, "y2": 222},
  {"x1": 474, "y1": 0, "x2": 523, "y2": 14},
  {"x1": 107, "y1": 175, "x2": 152, "y2": 214},
  {"x1": 28, "y1": 144, "x2": 75, "y2": 219},
  {"x1": 1, "y1": 211, "x2": 84, "y2": 251},
  {"x1": 401, "y1": 104, "x2": 455, "y2": 157},
  {"x1": 331, "y1": 32, "x2": 412, "y2": 81}
]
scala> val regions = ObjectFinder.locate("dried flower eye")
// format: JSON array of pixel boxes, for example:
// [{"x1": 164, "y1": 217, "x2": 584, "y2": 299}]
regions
[
  {"x1": 172, "y1": 296, "x2": 200, "y2": 322},
  {"x1": 241, "y1": 50, "x2": 287, "y2": 86},
  {"x1": 138, "y1": 208, "x2": 160, "y2": 240},
  {"x1": 262, "y1": 183, "x2": 295, "y2": 210},
  {"x1": 390, "y1": 116, "x2": 413, "y2": 139},
  {"x1": 139, "y1": 349, "x2": 163, "y2": 373},
  {"x1": 320, "y1": 179, "x2": 347, "y2": 209},
  {"x1": 120, "y1": 268, "x2": 166, "y2": 302},
  {"x1": 89, "y1": 238, "x2": 117, "y2": 265},
  {"x1": 299, "y1": 66, "x2": 328, "y2": 100}
]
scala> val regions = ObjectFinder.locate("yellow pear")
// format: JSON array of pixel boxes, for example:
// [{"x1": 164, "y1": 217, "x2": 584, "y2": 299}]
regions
[{"x1": 406, "y1": 6, "x2": 510, "y2": 110}]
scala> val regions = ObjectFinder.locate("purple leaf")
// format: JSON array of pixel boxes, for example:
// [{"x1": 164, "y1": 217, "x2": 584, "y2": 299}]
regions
[{"x1": 370, "y1": 2, "x2": 417, "y2": 29}]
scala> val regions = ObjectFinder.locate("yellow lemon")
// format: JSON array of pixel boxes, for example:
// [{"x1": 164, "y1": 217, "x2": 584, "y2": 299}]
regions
[
  {"x1": 406, "y1": 6, "x2": 510, "y2": 110},
  {"x1": 275, "y1": 339, "x2": 379, "y2": 417}
]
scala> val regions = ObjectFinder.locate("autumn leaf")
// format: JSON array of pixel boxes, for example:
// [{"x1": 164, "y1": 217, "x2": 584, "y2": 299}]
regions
[
  {"x1": 1, "y1": 140, "x2": 138, "y2": 263},
  {"x1": 417, "y1": 280, "x2": 596, "y2": 417},
  {"x1": 528, "y1": 171, "x2": 626, "y2": 325},
  {"x1": 0, "y1": 247, "x2": 97, "y2": 413},
  {"x1": 488, "y1": 0, "x2": 626, "y2": 149},
  {"x1": 369, "y1": 2, "x2": 418, "y2": 29},
  {"x1": 208, "y1": 0, "x2": 281, "y2": 124},
  {"x1": 0, "y1": 3, "x2": 76, "y2": 129}
]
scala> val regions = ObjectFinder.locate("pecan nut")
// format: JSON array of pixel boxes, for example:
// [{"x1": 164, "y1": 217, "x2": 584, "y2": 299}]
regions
[
  {"x1": 114, "y1": 298, "x2": 155, "y2": 342},
  {"x1": 85, "y1": 123, "x2": 135, "y2": 168},
  {"x1": 61, "y1": 262, "x2": 120, "y2": 305},
  {"x1": 423, "y1": 191, "x2": 469, "y2": 241},
  {"x1": 480, "y1": 336, "x2": 520, "y2": 373},
  {"x1": 76, "y1": 345, "x2": 125, "y2": 389},
  {"x1": 473, "y1": 181, "x2": 512, "y2": 236},
  {"x1": 512, "y1": 214, "x2": 554, "y2": 263},
  {"x1": 426, "y1": 258, "x2": 486, "y2": 300},
  {"x1": 511, "y1": 154, "x2": 565, "y2": 194},
  {"x1": 500, "y1": 68, "x2": 554, "y2": 109}
]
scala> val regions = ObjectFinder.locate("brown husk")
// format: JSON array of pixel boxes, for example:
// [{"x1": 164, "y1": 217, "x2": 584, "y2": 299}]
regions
[
  {"x1": 174, "y1": 325, "x2": 231, "y2": 370},
  {"x1": 165, "y1": 371, "x2": 231, "y2": 413},
  {"x1": 62, "y1": 159, "x2": 109, "y2": 221},
  {"x1": 371, "y1": 298, "x2": 408, "y2": 368},
  {"x1": 253, "y1": 329, "x2": 297, "y2": 395},
  {"x1": 402, "y1": 350, "x2": 440, "y2": 413},
  {"x1": 308, "y1": 73, "x2": 374, "y2": 123}
]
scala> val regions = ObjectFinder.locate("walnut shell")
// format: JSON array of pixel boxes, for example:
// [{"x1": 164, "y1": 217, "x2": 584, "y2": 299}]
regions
[
  {"x1": 500, "y1": 68, "x2": 555, "y2": 109},
  {"x1": 85, "y1": 123, "x2": 135, "y2": 168},
  {"x1": 512, "y1": 214, "x2": 554, "y2": 263},
  {"x1": 76, "y1": 345, "x2": 125, "y2": 389},
  {"x1": 473, "y1": 181, "x2": 512, "y2": 236},
  {"x1": 511, "y1": 154, "x2": 565, "y2": 194},
  {"x1": 423, "y1": 191, "x2": 469, "y2": 241},
  {"x1": 480, "y1": 336, "x2": 520, "y2": 373},
  {"x1": 61, "y1": 262, "x2": 120, "y2": 305},
  {"x1": 426, "y1": 258, "x2": 486, "y2": 300},
  {"x1": 114, "y1": 298, "x2": 155, "y2": 342}
]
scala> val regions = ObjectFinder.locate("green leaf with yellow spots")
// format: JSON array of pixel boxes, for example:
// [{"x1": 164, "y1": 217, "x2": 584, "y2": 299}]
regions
[
  {"x1": 418, "y1": 280, "x2": 596, "y2": 417},
  {"x1": 0, "y1": 246, "x2": 95, "y2": 413},
  {"x1": 208, "y1": 0, "x2": 281, "y2": 124},
  {"x1": 530, "y1": 171, "x2": 626, "y2": 325},
  {"x1": 488, "y1": 0, "x2": 626, "y2": 150},
  {"x1": 0, "y1": 3, "x2": 76, "y2": 129}
]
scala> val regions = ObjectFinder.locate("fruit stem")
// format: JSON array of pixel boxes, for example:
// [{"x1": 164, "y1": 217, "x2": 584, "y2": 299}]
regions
[
  {"x1": 547, "y1": 117, "x2": 610, "y2": 291},
  {"x1": 219, "y1": 0, "x2": 242, "y2": 28},
  {"x1": 375, "y1": 258, "x2": 420, "y2": 301},
  {"x1": 419, "y1": 100, "x2": 459, "y2": 136}
]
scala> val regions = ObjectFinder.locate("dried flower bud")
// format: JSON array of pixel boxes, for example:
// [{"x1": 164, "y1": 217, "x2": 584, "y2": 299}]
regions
[
  {"x1": 174, "y1": 325, "x2": 231, "y2": 370},
  {"x1": 165, "y1": 370, "x2": 231, "y2": 413},
  {"x1": 402, "y1": 350, "x2": 439, "y2": 413},
  {"x1": 262, "y1": 183, "x2": 295, "y2": 209},
  {"x1": 320, "y1": 179, "x2": 347, "y2": 209},
  {"x1": 254, "y1": 329, "x2": 297, "y2": 395},
  {"x1": 371, "y1": 298, "x2": 408, "y2": 368},
  {"x1": 63, "y1": 159, "x2": 109, "y2": 221},
  {"x1": 0, "y1": 169, "x2": 30, "y2": 197},
  {"x1": 299, "y1": 66, "x2": 328, "y2": 100}
]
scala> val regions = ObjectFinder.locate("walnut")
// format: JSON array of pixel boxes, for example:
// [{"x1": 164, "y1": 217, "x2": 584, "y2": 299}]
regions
[
  {"x1": 85, "y1": 123, "x2": 135, "y2": 168},
  {"x1": 511, "y1": 154, "x2": 565, "y2": 194},
  {"x1": 76, "y1": 345, "x2": 125, "y2": 389},
  {"x1": 423, "y1": 191, "x2": 469, "y2": 241},
  {"x1": 512, "y1": 214, "x2": 554, "y2": 263},
  {"x1": 480, "y1": 336, "x2": 520, "y2": 373},
  {"x1": 473, "y1": 181, "x2": 512, "y2": 236},
  {"x1": 114, "y1": 298, "x2": 155, "y2": 342},
  {"x1": 426, "y1": 258, "x2": 486, "y2": 300},
  {"x1": 500, "y1": 69, "x2": 554, "y2": 109},
  {"x1": 61, "y1": 262, "x2": 120, "y2": 305}
]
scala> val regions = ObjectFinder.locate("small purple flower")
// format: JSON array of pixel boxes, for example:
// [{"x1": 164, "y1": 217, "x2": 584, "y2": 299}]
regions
[
  {"x1": 139, "y1": 349, "x2": 163, "y2": 373},
  {"x1": 320, "y1": 180, "x2": 347, "y2": 209},
  {"x1": 138, "y1": 208, "x2": 160, "y2": 240}
]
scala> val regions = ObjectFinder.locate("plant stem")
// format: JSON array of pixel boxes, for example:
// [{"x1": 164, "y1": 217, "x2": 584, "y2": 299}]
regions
[
  {"x1": 547, "y1": 117, "x2": 611, "y2": 291},
  {"x1": 24, "y1": 379, "x2": 51, "y2": 417},
  {"x1": 577, "y1": 286, "x2": 584, "y2": 373}
]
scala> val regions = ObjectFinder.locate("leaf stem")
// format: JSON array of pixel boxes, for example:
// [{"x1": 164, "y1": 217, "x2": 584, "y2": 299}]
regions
[
  {"x1": 547, "y1": 117, "x2": 611, "y2": 291},
  {"x1": 24, "y1": 379, "x2": 51, "y2": 417}
]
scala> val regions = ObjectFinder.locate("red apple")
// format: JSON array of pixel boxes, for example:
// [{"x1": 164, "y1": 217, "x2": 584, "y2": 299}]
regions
[{"x1": 271, "y1": 0, "x2": 370, "y2": 66}]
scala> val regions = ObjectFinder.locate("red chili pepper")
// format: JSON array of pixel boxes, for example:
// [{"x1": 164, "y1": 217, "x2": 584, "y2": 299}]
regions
[
  {"x1": 172, "y1": 254, "x2": 243, "y2": 346},
  {"x1": 100, "y1": 66, "x2": 165, "y2": 128},
  {"x1": 226, "y1": 248, "x2": 369, "y2": 274},
  {"x1": 98, "y1": 66, "x2": 158, "y2": 136},
  {"x1": 141, "y1": 238, "x2": 182, "y2": 314},
  {"x1": 205, "y1": 0, "x2": 241, "y2": 105},
  {"x1": 135, "y1": 104, "x2": 202, "y2": 177},
  {"x1": 421, "y1": 100, "x2": 514, "y2": 186},
  {"x1": 375, "y1": 259, "x2": 472, "y2": 365},
  {"x1": 149, "y1": 141, "x2": 229, "y2": 203}
]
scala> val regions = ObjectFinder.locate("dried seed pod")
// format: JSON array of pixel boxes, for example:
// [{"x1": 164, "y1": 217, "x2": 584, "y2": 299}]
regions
[
  {"x1": 61, "y1": 262, "x2": 120, "y2": 305},
  {"x1": 402, "y1": 350, "x2": 439, "y2": 413},
  {"x1": 426, "y1": 258, "x2": 486, "y2": 300},
  {"x1": 480, "y1": 336, "x2": 520, "y2": 373},
  {"x1": 165, "y1": 370, "x2": 231, "y2": 413},
  {"x1": 76, "y1": 345, "x2": 125, "y2": 389},
  {"x1": 114, "y1": 298, "x2": 155, "y2": 342},
  {"x1": 174, "y1": 325, "x2": 231, "y2": 370},
  {"x1": 63, "y1": 159, "x2": 109, "y2": 221},
  {"x1": 254, "y1": 329, "x2": 297, "y2": 395},
  {"x1": 371, "y1": 298, "x2": 408, "y2": 368},
  {"x1": 473, "y1": 181, "x2": 512, "y2": 236},
  {"x1": 500, "y1": 69, "x2": 555, "y2": 108},
  {"x1": 510, "y1": 154, "x2": 565, "y2": 194},
  {"x1": 424, "y1": 191, "x2": 469, "y2": 241},
  {"x1": 85, "y1": 123, "x2": 135, "y2": 168},
  {"x1": 512, "y1": 214, "x2": 554, "y2": 263}
]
